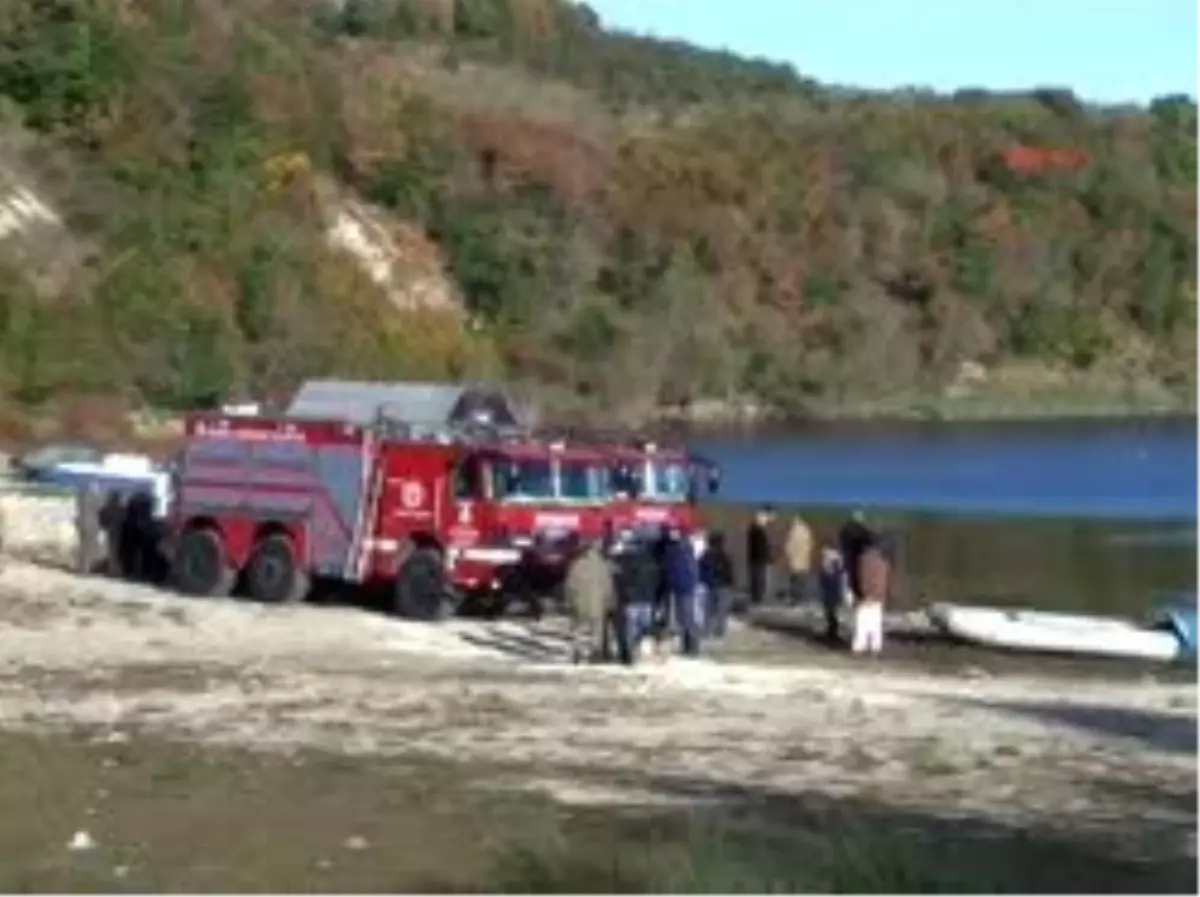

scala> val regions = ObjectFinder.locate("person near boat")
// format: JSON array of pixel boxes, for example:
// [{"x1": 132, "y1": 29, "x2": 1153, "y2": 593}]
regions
[
  {"x1": 699, "y1": 530, "x2": 735, "y2": 638},
  {"x1": 564, "y1": 536, "x2": 617, "y2": 664},
  {"x1": 662, "y1": 528, "x2": 704, "y2": 656},
  {"x1": 838, "y1": 509, "x2": 876, "y2": 601},
  {"x1": 851, "y1": 542, "x2": 891, "y2": 655},
  {"x1": 745, "y1": 506, "x2": 775, "y2": 606},
  {"x1": 817, "y1": 544, "x2": 850, "y2": 644},
  {"x1": 613, "y1": 540, "x2": 660, "y2": 665},
  {"x1": 783, "y1": 514, "x2": 813, "y2": 605}
]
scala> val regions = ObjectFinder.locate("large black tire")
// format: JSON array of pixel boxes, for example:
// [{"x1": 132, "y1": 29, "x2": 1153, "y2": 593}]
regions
[
  {"x1": 172, "y1": 527, "x2": 235, "y2": 598},
  {"x1": 393, "y1": 547, "x2": 451, "y2": 621},
  {"x1": 245, "y1": 534, "x2": 310, "y2": 604}
]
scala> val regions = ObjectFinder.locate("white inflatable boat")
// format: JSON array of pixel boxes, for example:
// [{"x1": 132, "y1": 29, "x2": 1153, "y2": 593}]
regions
[{"x1": 926, "y1": 603, "x2": 1188, "y2": 663}]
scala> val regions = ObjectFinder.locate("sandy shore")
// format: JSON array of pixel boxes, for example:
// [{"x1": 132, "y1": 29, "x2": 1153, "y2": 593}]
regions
[
  {"x1": 0, "y1": 490, "x2": 1195, "y2": 869},
  {"x1": 0, "y1": 554, "x2": 1194, "y2": 867}
]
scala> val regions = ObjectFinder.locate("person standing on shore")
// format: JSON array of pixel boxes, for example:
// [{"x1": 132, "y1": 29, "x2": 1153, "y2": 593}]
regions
[
  {"x1": 699, "y1": 530, "x2": 735, "y2": 638},
  {"x1": 817, "y1": 545, "x2": 849, "y2": 645},
  {"x1": 613, "y1": 540, "x2": 659, "y2": 665},
  {"x1": 745, "y1": 506, "x2": 774, "y2": 606},
  {"x1": 98, "y1": 490, "x2": 126, "y2": 577},
  {"x1": 838, "y1": 509, "x2": 876, "y2": 602},
  {"x1": 663, "y1": 530, "x2": 703, "y2": 656},
  {"x1": 564, "y1": 537, "x2": 617, "y2": 664},
  {"x1": 783, "y1": 514, "x2": 813, "y2": 605},
  {"x1": 75, "y1": 482, "x2": 104, "y2": 575},
  {"x1": 851, "y1": 542, "x2": 891, "y2": 655}
]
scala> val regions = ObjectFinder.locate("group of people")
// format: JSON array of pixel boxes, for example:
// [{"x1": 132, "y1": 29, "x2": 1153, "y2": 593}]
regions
[
  {"x1": 745, "y1": 506, "x2": 895, "y2": 655},
  {"x1": 561, "y1": 524, "x2": 737, "y2": 666},
  {"x1": 75, "y1": 483, "x2": 166, "y2": 582},
  {"x1": 561, "y1": 505, "x2": 896, "y2": 665}
]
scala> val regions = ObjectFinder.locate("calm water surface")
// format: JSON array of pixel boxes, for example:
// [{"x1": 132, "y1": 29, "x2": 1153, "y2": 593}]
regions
[{"x1": 693, "y1": 417, "x2": 1197, "y2": 617}]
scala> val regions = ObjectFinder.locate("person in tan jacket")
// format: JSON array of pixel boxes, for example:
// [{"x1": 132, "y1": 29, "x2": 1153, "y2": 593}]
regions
[
  {"x1": 563, "y1": 538, "x2": 617, "y2": 664},
  {"x1": 851, "y1": 543, "x2": 891, "y2": 655},
  {"x1": 783, "y1": 515, "x2": 813, "y2": 605}
]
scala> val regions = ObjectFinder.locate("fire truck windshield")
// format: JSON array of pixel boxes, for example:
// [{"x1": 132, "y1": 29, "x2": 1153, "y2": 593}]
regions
[
  {"x1": 611, "y1": 458, "x2": 691, "y2": 502},
  {"x1": 495, "y1": 457, "x2": 610, "y2": 503},
  {"x1": 647, "y1": 461, "x2": 690, "y2": 502}
]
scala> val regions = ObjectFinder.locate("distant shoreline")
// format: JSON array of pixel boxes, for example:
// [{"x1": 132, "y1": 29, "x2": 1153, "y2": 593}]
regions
[
  {"x1": 0, "y1": 385, "x2": 1193, "y2": 456},
  {"x1": 644, "y1": 393, "x2": 1197, "y2": 438}
]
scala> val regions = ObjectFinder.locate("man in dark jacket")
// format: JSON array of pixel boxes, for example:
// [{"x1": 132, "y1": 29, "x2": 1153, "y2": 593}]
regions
[
  {"x1": 699, "y1": 531, "x2": 735, "y2": 638},
  {"x1": 651, "y1": 525, "x2": 673, "y2": 629},
  {"x1": 663, "y1": 531, "x2": 703, "y2": 656},
  {"x1": 817, "y1": 544, "x2": 849, "y2": 644},
  {"x1": 98, "y1": 490, "x2": 126, "y2": 577},
  {"x1": 120, "y1": 491, "x2": 157, "y2": 583},
  {"x1": 613, "y1": 542, "x2": 659, "y2": 665},
  {"x1": 745, "y1": 506, "x2": 774, "y2": 606}
]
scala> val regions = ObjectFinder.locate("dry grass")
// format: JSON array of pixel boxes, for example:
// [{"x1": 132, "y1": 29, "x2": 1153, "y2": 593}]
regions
[{"x1": 0, "y1": 727, "x2": 1192, "y2": 893}]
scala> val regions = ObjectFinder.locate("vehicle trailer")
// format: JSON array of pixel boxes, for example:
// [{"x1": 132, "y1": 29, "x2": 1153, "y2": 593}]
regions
[
  {"x1": 606, "y1": 441, "x2": 721, "y2": 548},
  {"x1": 167, "y1": 412, "x2": 614, "y2": 619}
]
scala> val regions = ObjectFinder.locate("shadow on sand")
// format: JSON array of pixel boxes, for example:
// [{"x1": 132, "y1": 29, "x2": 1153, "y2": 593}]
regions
[
  {"x1": 455, "y1": 624, "x2": 574, "y2": 663},
  {"x1": 952, "y1": 697, "x2": 1197, "y2": 755}
]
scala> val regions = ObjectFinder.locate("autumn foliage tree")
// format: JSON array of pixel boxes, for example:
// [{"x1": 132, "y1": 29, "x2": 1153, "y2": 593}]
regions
[{"x1": 0, "y1": 0, "x2": 1194, "y2": 424}]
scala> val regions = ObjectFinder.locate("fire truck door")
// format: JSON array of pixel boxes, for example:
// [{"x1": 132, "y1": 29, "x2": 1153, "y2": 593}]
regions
[{"x1": 449, "y1": 455, "x2": 485, "y2": 544}]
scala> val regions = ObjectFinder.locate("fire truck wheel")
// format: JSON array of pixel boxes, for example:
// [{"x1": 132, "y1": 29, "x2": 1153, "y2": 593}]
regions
[
  {"x1": 394, "y1": 547, "x2": 450, "y2": 621},
  {"x1": 245, "y1": 534, "x2": 310, "y2": 604},
  {"x1": 172, "y1": 527, "x2": 235, "y2": 598}
]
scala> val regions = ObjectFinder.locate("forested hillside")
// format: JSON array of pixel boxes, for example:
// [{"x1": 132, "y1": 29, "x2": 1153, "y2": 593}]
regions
[{"x1": 0, "y1": 0, "x2": 1194, "y2": 434}]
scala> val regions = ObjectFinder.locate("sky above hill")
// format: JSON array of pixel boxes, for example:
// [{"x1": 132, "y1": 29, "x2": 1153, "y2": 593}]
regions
[{"x1": 583, "y1": 0, "x2": 1198, "y2": 104}]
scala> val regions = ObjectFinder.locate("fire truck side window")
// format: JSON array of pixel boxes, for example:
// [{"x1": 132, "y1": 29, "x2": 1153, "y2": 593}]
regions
[
  {"x1": 494, "y1": 459, "x2": 554, "y2": 501},
  {"x1": 612, "y1": 463, "x2": 642, "y2": 497},
  {"x1": 654, "y1": 462, "x2": 690, "y2": 501},
  {"x1": 560, "y1": 462, "x2": 610, "y2": 501},
  {"x1": 454, "y1": 456, "x2": 485, "y2": 500}
]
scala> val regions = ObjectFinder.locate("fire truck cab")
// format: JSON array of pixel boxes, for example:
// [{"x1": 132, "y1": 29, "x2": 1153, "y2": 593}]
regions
[
  {"x1": 607, "y1": 441, "x2": 721, "y2": 548},
  {"x1": 168, "y1": 412, "x2": 614, "y2": 619}
]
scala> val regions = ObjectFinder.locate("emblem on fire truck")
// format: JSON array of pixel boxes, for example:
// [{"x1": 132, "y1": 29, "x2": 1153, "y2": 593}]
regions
[{"x1": 400, "y1": 480, "x2": 425, "y2": 509}]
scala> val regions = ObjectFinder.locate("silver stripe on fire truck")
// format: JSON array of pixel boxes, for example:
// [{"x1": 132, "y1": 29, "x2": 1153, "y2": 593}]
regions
[
  {"x1": 460, "y1": 547, "x2": 523, "y2": 564},
  {"x1": 365, "y1": 537, "x2": 400, "y2": 552}
]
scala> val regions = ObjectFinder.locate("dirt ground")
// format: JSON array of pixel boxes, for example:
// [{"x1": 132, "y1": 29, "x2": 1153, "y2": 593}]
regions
[{"x1": 0, "y1": 555, "x2": 1195, "y2": 890}]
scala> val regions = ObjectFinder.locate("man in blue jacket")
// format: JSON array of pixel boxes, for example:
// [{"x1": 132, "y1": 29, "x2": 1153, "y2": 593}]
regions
[{"x1": 662, "y1": 529, "x2": 703, "y2": 656}]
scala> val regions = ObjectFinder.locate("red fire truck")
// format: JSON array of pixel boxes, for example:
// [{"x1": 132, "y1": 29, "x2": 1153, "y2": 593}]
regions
[{"x1": 167, "y1": 411, "x2": 614, "y2": 619}]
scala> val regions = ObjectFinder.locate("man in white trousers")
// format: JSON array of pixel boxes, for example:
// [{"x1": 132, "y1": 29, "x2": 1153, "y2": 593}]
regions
[{"x1": 851, "y1": 542, "x2": 891, "y2": 655}]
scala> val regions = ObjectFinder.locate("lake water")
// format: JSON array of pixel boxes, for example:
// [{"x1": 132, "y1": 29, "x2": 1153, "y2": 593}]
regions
[{"x1": 693, "y1": 417, "x2": 1197, "y2": 617}]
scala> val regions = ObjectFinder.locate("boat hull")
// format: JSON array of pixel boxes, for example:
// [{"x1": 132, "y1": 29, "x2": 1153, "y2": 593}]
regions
[{"x1": 927, "y1": 603, "x2": 1183, "y2": 662}]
